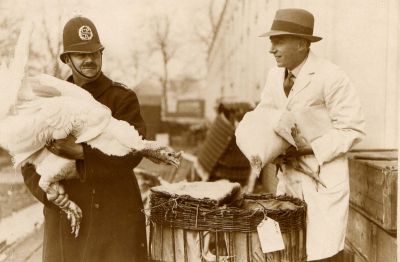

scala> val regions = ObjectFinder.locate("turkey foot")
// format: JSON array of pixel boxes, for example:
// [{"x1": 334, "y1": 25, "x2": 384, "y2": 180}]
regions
[
  {"x1": 62, "y1": 201, "x2": 82, "y2": 237},
  {"x1": 46, "y1": 182, "x2": 82, "y2": 237}
]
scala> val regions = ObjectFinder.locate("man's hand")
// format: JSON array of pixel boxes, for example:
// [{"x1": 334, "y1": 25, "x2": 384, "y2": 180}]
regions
[
  {"x1": 285, "y1": 146, "x2": 313, "y2": 158},
  {"x1": 291, "y1": 123, "x2": 309, "y2": 149},
  {"x1": 47, "y1": 135, "x2": 84, "y2": 160},
  {"x1": 273, "y1": 146, "x2": 313, "y2": 167}
]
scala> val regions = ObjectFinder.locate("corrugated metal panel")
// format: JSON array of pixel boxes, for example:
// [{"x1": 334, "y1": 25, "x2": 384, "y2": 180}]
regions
[
  {"x1": 197, "y1": 113, "x2": 235, "y2": 173},
  {"x1": 217, "y1": 138, "x2": 250, "y2": 168}
]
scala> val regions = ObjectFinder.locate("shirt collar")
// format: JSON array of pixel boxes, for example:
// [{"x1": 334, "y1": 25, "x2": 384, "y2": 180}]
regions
[
  {"x1": 67, "y1": 72, "x2": 112, "y2": 99},
  {"x1": 288, "y1": 54, "x2": 309, "y2": 78}
]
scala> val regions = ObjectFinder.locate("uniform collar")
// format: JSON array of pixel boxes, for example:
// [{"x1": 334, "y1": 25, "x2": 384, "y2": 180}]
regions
[{"x1": 67, "y1": 72, "x2": 112, "y2": 99}]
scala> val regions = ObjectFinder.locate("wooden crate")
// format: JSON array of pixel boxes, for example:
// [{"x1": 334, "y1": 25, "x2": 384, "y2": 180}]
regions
[
  {"x1": 346, "y1": 205, "x2": 397, "y2": 262},
  {"x1": 348, "y1": 157, "x2": 397, "y2": 232}
]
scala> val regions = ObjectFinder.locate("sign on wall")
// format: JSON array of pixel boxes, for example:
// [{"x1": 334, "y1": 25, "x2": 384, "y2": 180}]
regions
[{"x1": 167, "y1": 99, "x2": 205, "y2": 118}]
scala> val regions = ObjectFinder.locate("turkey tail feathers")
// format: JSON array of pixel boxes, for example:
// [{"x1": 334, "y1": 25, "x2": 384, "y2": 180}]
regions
[
  {"x1": 0, "y1": 63, "x2": 14, "y2": 118},
  {"x1": 0, "y1": 17, "x2": 32, "y2": 119},
  {"x1": 10, "y1": 17, "x2": 32, "y2": 86}
]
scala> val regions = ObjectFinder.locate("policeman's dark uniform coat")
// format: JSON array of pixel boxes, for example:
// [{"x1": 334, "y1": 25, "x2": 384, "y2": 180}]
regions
[{"x1": 22, "y1": 73, "x2": 148, "y2": 262}]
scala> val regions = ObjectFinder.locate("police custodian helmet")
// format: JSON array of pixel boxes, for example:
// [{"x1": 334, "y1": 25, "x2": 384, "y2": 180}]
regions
[{"x1": 60, "y1": 16, "x2": 105, "y2": 63}]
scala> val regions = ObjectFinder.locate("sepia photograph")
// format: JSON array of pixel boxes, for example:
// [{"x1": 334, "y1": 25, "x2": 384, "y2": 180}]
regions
[{"x1": 0, "y1": 0, "x2": 398, "y2": 261}]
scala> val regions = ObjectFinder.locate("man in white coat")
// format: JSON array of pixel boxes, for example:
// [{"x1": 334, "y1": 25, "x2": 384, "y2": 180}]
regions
[{"x1": 258, "y1": 9, "x2": 365, "y2": 261}]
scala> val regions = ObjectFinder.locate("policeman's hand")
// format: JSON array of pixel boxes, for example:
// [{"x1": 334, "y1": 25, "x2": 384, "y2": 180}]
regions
[
  {"x1": 53, "y1": 192, "x2": 70, "y2": 209},
  {"x1": 47, "y1": 135, "x2": 84, "y2": 160},
  {"x1": 47, "y1": 183, "x2": 70, "y2": 209}
]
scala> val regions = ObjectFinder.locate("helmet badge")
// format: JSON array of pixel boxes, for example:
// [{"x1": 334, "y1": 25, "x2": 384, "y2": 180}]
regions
[{"x1": 78, "y1": 25, "x2": 93, "y2": 40}]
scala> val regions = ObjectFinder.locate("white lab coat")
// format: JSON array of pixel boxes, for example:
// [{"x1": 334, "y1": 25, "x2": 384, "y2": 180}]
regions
[{"x1": 258, "y1": 52, "x2": 365, "y2": 260}]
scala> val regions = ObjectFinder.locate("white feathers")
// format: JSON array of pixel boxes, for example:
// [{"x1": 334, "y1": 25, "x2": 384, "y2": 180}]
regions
[
  {"x1": 0, "y1": 71, "x2": 150, "y2": 166},
  {"x1": 0, "y1": 93, "x2": 113, "y2": 165},
  {"x1": 235, "y1": 105, "x2": 292, "y2": 167},
  {"x1": 29, "y1": 74, "x2": 95, "y2": 101},
  {"x1": 27, "y1": 74, "x2": 115, "y2": 143},
  {"x1": 0, "y1": 17, "x2": 32, "y2": 119},
  {"x1": 86, "y1": 118, "x2": 144, "y2": 156},
  {"x1": 27, "y1": 74, "x2": 150, "y2": 157}
]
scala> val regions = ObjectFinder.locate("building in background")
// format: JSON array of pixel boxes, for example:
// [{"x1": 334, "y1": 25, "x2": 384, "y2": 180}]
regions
[
  {"x1": 135, "y1": 77, "x2": 207, "y2": 148},
  {"x1": 165, "y1": 77, "x2": 206, "y2": 123},
  {"x1": 205, "y1": 0, "x2": 399, "y2": 149}
]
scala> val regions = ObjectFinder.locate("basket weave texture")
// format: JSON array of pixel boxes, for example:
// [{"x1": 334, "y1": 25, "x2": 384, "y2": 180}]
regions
[{"x1": 148, "y1": 192, "x2": 306, "y2": 233}]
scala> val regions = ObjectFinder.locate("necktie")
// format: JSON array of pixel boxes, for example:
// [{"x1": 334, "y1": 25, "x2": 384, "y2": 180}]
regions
[{"x1": 283, "y1": 70, "x2": 295, "y2": 97}]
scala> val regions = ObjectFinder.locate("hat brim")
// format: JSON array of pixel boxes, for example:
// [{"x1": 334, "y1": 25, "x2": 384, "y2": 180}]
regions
[
  {"x1": 259, "y1": 30, "x2": 322, "y2": 42},
  {"x1": 60, "y1": 42, "x2": 104, "y2": 63}
]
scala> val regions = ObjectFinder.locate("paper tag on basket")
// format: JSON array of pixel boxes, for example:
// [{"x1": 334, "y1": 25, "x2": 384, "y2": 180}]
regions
[{"x1": 257, "y1": 218, "x2": 285, "y2": 253}]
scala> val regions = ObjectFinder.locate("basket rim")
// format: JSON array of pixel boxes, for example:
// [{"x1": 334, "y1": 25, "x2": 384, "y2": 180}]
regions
[{"x1": 147, "y1": 192, "x2": 307, "y2": 233}]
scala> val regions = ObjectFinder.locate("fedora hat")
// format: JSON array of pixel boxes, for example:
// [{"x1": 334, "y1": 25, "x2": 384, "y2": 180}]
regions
[{"x1": 259, "y1": 8, "x2": 322, "y2": 42}]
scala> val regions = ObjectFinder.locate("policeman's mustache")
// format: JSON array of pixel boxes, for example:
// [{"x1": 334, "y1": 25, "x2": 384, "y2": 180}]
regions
[{"x1": 82, "y1": 62, "x2": 97, "y2": 68}]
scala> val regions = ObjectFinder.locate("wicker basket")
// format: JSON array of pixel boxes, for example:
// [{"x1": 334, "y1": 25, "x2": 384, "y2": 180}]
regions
[{"x1": 148, "y1": 192, "x2": 307, "y2": 261}]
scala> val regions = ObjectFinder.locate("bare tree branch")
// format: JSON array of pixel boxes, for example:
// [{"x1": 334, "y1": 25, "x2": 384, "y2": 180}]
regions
[
  {"x1": 147, "y1": 15, "x2": 179, "y2": 117},
  {"x1": 193, "y1": 0, "x2": 228, "y2": 60},
  {"x1": 209, "y1": 0, "x2": 219, "y2": 36},
  {"x1": 193, "y1": 24, "x2": 211, "y2": 47}
]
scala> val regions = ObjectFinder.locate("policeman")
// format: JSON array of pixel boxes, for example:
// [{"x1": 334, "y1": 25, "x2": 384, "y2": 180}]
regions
[{"x1": 22, "y1": 16, "x2": 148, "y2": 262}]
